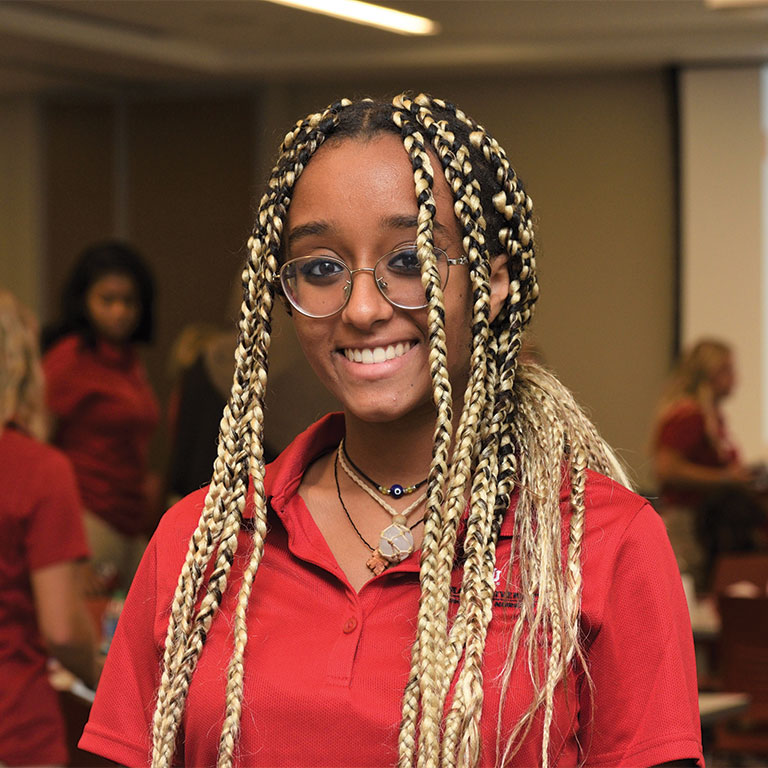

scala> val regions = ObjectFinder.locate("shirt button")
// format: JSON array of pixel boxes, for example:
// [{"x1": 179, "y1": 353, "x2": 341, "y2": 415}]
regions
[{"x1": 343, "y1": 617, "x2": 357, "y2": 633}]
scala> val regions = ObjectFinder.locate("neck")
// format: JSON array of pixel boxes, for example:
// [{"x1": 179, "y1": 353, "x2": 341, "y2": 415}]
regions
[{"x1": 343, "y1": 410, "x2": 435, "y2": 488}]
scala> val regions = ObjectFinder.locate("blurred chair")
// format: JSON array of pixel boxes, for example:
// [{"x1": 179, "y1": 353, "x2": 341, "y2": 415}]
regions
[
  {"x1": 712, "y1": 595, "x2": 768, "y2": 757},
  {"x1": 712, "y1": 553, "x2": 768, "y2": 596}
]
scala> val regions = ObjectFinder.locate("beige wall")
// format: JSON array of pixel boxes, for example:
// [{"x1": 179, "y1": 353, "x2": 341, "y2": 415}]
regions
[
  {"x1": 0, "y1": 96, "x2": 45, "y2": 313},
  {"x1": 680, "y1": 67, "x2": 768, "y2": 465},
  {"x1": 3, "y1": 72, "x2": 677, "y2": 483}
]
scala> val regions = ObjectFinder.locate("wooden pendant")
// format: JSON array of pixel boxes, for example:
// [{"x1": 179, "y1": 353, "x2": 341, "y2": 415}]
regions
[{"x1": 366, "y1": 550, "x2": 390, "y2": 576}]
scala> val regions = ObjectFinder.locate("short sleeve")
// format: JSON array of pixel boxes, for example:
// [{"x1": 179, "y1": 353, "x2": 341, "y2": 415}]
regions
[
  {"x1": 580, "y1": 503, "x2": 703, "y2": 767},
  {"x1": 27, "y1": 449, "x2": 88, "y2": 570}
]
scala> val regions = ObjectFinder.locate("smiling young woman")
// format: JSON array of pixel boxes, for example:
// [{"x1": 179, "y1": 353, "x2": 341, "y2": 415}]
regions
[{"x1": 79, "y1": 95, "x2": 703, "y2": 768}]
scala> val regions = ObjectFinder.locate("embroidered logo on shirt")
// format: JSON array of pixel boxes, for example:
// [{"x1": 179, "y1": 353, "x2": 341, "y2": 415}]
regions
[
  {"x1": 448, "y1": 585, "x2": 524, "y2": 609},
  {"x1": 448, "y1": 564, "x2": 532, "y2": 613}
]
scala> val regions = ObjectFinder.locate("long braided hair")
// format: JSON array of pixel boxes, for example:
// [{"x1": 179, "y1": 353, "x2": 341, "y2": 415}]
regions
[{"x1": 150, "y1": 93, "x2": 630, "y2": 768}]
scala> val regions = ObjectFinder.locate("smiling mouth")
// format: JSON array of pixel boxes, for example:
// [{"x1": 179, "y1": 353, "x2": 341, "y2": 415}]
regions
[{"x1": 342, "y1": 341, "x2": 415, "y2": 364}]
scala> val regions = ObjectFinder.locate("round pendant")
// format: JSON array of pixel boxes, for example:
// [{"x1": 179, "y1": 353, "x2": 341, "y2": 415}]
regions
[
  {"x1": 377, "y1": 522, "x2": 414, "y2": 563},
  {"x1": 389, "y1": 483, "x2": 405, "y2": 498}
]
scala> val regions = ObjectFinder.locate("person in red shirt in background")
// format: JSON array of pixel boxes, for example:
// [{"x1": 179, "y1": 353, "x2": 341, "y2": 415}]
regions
[
  {"x1": 653, "y1": 338, "x2": 764, "y2": 589},
  {"x1": 43, "y1": 241, "x2": 160, "y2": 593},
  {"x1": 0, "y1": 289, "x2": 96, "y2": 767}
]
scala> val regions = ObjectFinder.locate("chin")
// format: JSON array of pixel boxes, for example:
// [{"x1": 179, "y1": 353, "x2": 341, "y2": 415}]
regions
[{"x1": 344, "y1": 395, "x2": 434, "y2": 426}]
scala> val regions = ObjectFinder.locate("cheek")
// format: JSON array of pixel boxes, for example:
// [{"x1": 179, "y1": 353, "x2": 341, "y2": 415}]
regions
[
  {"x1": 86, "y1": 297, "x2": 104, "y2": 321},
  {"x1": 291, "y1": 318, "x2": 330, "y2": 367}
]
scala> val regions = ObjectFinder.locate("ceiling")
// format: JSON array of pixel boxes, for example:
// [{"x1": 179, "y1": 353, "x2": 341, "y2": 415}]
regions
[{"x1": 1, "y1": 0, "x2": 768, "y2": 97}]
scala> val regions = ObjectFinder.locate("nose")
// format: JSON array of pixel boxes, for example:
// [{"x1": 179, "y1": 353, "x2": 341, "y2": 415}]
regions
[{"x1": 340, "y1": 267, "x2": 393, "y2": 329}]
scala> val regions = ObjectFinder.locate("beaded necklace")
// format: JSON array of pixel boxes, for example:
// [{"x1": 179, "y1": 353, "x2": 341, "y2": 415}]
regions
[{"x1": 335, "y1": 445, "x2": 426, "y2": 575}]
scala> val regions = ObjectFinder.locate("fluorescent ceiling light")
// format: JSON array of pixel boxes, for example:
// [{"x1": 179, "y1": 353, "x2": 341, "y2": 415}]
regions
[
  {"x1": 264, "y1": 0, "x2": 440, "y2": 36},
  {"x1": 705, "y1": 0, "x2": 768, "y2": 7}
]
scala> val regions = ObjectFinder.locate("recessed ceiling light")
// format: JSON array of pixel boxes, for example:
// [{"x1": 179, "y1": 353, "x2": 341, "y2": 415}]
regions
[{"x1": 263, "y1": 0, "x2": 440, "y2": 36}]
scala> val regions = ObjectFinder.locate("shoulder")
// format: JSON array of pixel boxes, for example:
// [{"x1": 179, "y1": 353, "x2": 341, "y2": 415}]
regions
[
  {"x1": 581, "y1": 469, "x2": 652, "y2": 532},
  {"x1": 0, "y1": 427, "x2": 73, "y2": 478},
  {"x1": 575, "y1": 471, "x2": 667, "y2": 576},
  {"x1": 578, "y1": 470, "x2": 680, "y2": 625},
  {"x1": 658, "y1": 398, "x2": 705, "y2": 429},
  {"x1": 580, "y1": 469, "x2": 665, "y2": 557},
  {"x1": 154, "y1": 486, "x2": 210, "y2": 547},
  {"x1": 43, "y1": 334, "x2": 81, "y2": 362},
  {"x1": 42, "y1": 334, "x2": 86, "y2": 377}
]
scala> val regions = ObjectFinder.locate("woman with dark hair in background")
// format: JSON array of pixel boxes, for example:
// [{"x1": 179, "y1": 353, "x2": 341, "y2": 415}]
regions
[
  {"x1": 43, "y1": 240, "x2": 160, "y2": 593},
  {"x1": 81, "y1": 95, "x2": 701, "y2": 767},
  {"x1": 0, "y1": 290, "x2": 96, "y2": 767}
]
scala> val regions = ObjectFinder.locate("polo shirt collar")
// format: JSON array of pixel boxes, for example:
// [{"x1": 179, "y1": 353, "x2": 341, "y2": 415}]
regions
[{"x1": 245, "y1": 413, "x2": 570, "y2": 552}]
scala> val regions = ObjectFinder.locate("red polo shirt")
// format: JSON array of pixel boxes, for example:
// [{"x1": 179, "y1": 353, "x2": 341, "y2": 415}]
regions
[
  {"x1": 43, "y1": 334, "x2": 159, "y2": 535},
  {"x1": 0, "y1": 426, "x2": 89, "y2": 766},
  {"x1": 81, "y1": 414, "x2": 702, "y2": 767}
]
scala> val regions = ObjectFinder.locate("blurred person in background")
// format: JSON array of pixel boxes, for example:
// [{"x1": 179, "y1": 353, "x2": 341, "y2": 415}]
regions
[
  {"x1": 0, "y1": 289, "x2": 96, "y2": 767},
  {"x1": 164, "y1": 271, "x2": 281, "y2": 506},
  {"x1": 165, "y1": 322, "x2": 236, "y2": 504},
  {"x1": 652, "y1": 338, "x2": 765, "y2": 589},
  {"x1": 43, "y1": 240, "x2": 160, "y2": 593}
]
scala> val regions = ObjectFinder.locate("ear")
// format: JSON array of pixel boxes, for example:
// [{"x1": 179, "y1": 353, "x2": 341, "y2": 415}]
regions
[{"x1": 489, "y1": 253, "x2": 509, "y2": 323}]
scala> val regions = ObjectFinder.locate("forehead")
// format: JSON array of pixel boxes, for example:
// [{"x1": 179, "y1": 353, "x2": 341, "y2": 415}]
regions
[
  {"x1": 286, "y1": 133, "x2": 455, "y2": 238},
  {"x1": 89, "y1": 272, "x2": 137, "y2": 294}
]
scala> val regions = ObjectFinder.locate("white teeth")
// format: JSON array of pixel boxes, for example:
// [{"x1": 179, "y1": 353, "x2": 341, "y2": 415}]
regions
[{"x1": 344, "y1": 342, "x2": 413, "y2": 364}]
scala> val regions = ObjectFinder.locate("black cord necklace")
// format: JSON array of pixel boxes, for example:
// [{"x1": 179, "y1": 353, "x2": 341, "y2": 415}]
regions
[
  {"x1": 334, "y1": 451, "x2": 424, "y2": 575},
  {"x1": 341, "y1": 438, "x2": 428, "y2": 498}
]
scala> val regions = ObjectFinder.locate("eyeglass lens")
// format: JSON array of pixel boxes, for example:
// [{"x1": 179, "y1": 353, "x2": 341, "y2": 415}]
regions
[{"x1": 280, "y1": 244, "x2": 448, "y2": 318}]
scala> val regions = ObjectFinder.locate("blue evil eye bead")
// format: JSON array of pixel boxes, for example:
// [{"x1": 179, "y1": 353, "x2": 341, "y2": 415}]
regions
[{"x1": 390, "y1": 484, "x2": 405, "y2": 498}]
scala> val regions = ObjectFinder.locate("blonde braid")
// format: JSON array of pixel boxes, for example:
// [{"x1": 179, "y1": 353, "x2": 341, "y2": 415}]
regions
[
  {"x1": 412, "y1": 112, "x2": 499, "y2": 767},
  {"x1": 399, "y1": 93, "x2": 495, "y2": 706},
  {"x1": 151, "y1": 256, "x2": 264, "y2": 767},
  {"x1": 492, "y1": 363, "x2": 629, "y2": 767},
  {"x1": 215, "y1": 236, "x2": 280, "y2": 768},
  {"x1": 420, "y1": 98, "x2": 531, "y2": 768},
  {"x1": 391, "y1": 105, "x2": 454, "y2": 768}
]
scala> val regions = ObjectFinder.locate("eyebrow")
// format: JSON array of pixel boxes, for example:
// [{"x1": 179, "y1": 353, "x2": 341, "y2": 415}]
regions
[
  {"x1": 287, "y1": 213, "x2": 449, "y2": 249},
  {"x1": 382, "y1": 214, "x2": 449, "y2": 234},
  {"x1": 286, "y1": 221, "x2": 330, "y2": 248}
]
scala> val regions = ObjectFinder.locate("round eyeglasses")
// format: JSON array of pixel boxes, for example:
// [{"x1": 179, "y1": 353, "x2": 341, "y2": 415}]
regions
[{"x1": 278, "y1": 243, "x2": 468, "y2": 319}]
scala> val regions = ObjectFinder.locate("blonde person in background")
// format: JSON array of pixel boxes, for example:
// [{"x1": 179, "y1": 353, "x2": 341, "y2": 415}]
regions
[
  {"x1": 0, "y1": 290, "x2": 96, "y2": 767},
  {"x1": 653, "y1": 338, "x2": 764, "y2": 589},
  {"x1": 81, "y1": 94, "x2": 702, "y2": 767}
]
